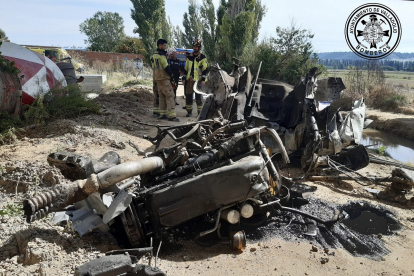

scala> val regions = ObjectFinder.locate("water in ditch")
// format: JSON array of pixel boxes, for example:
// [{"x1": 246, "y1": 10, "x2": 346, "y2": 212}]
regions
[{"x1": 360, "y1": 128, "x2": 414, "y2": 164}]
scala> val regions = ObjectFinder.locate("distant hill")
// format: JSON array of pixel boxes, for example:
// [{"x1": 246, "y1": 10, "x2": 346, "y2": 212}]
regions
[{"x1": 316, "y1": 52, "x2": 414, "y2": 61}]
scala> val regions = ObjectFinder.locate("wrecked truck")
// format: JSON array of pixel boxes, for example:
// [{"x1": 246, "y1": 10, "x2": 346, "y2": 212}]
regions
[
  {"x1": 196, "y1": 59, "x2": 370, "y2": 173},
  {"x1": 22, "y1": 61, "x2": 369, "y2": 250}
]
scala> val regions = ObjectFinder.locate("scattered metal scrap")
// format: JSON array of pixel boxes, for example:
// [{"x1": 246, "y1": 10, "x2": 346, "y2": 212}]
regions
[
  {"x1": 23, "y1": 61, "x2": 396, "y2": 252},
  {"x1": 195, "y1": 60, "x2": 371, "y2": 175},
  {"x1": 75, "y1": 247, "x2": 167, "y2": 276}
]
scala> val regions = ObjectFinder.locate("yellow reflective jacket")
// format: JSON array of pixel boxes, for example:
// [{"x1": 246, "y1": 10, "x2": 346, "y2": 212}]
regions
[
  {"x1": 151, "y1": 49, "x2": 173, "y2": 80},
  {"x1": 183, "y1": 52, "x2": 208, "y2": 82}
]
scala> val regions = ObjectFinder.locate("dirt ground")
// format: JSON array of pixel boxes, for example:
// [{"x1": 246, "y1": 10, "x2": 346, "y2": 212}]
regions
[
  {"x1": 367, "y1": 108, "x2": 414, "y2": 140},
  {"x1": 1, "y1": 84, "x2": 414, "y2": 276}
]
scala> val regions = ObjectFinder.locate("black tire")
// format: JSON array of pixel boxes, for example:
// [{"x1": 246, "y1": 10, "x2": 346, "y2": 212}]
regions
[{"x1": 56, "y1": 62, "x2": 77, "y2": 85}]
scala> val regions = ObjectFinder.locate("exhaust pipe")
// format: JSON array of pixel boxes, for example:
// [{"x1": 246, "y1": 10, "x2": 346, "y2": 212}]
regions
[{"x1": 23, "y1": 157, "x2": 164, "y2": 222}]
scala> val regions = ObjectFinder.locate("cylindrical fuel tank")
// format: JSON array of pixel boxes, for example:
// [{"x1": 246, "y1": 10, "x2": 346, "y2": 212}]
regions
[
  {"x1": 0, "y1": 69, "x2": 22, "y2": 115},
  {"x1": 0, "y1": 42, "x2": 67, "y2": 106}
]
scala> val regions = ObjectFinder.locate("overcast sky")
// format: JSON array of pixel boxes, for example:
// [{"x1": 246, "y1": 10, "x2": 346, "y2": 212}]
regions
[{"x1": 0, "y1": 0, "x2": 413, "y2": 53}]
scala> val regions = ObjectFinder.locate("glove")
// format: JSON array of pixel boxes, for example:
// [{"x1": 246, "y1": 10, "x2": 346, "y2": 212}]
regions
[{"x1": 170, "y1": 77, "x2": 177, "y2": 89}]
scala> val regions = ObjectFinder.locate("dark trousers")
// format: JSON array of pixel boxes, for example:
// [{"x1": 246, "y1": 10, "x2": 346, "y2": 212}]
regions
[{"x1": 185, "y1": 79, "x2": 202, "y2": 114}]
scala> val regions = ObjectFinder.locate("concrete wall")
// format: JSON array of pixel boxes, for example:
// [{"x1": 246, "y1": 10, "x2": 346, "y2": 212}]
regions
[{"x1": 79, "y1": 74, "x2": 107, "y2": 92}]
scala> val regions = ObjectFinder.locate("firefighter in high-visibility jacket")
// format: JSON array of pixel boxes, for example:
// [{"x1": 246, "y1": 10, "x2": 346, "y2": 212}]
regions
[
  {"x1": 182, "y1": 39, "x2": 208, "y2": 117},
  {"x1": 151, "y1": 39, "x2": 179, "y2": 122}
]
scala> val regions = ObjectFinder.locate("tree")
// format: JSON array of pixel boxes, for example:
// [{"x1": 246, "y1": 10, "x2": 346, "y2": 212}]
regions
[
  {"x1": 200, "y1": 0, "x2": 217, "y2": 61},
  {"x1": 130, "y1": 0, "x2": 170, "y2": 60},
  {"x1": 182, "y1": 0, "x2": 203, "y2": 48},
  {"x1": 241, "y1": 21, "x2": 326, "y2": 84},
  {"x1": 170, "y1": 24, "x2": 184, "y2": 48},
  {"x1": 270, "y1": 22, "x2": 326, "y2": 84},
  {"x1": 113, "y1": 36, "x2": 147, "y2": 56},
  {"x1": 79, "y1": 12, "x2": 126, "y2": 52},
  {"x1": 0, "y1": 28, "x2": 8, "y2": 41},
  {"x1": 215, "y1": 0, "x2": 266, "y2": 71}
]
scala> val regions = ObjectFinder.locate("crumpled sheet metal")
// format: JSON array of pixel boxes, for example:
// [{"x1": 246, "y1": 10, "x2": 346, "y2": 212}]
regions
[
  {"x1": 338, "y1": 98, "x2": 365, "y2": 146},
  {"x1": 71, "y1": 208, "x2": 110, "y2": 236},
  {"x1": 51, "y1": 190, "x2": 129, "y2": 235},
  {"x1": 74, "y1": 192, "x2": 108, "y2": 215},
  {"x1": 329, "y1": 129, "x2": 343, "y2": 155},
  {"x1": 103, "y1": 189, "x2": 133, "y2": 224}
]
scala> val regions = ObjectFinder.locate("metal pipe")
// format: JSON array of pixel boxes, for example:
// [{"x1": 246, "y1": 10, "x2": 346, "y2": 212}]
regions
[
  {"x1": 202, "y1": 121, "x2": 246, "y2": 148},
  {"x1": 97, "y1": 157, "x2": 164, "y2": 189},
  {"x1": 260, "y1": 200, "x2": 342, "y2": 226},
  {"x1": 258, "y1": 139, "x2": 280, "y2": 184},
  {"x1": 263, "y1": 128, "x2": 290, "y2": 164},
  {"x1": 23, "y1": 157, "x2": 164, "y2": 222},
  {"x1": 369, "y1": 154, "x2": 414, "y2": 171},
  {"x1": 155, "y1": 241, "x2": 162, "y2": 268},
  {"x1": 199, "y1": 203, "x2": 236, "y2": 237}
]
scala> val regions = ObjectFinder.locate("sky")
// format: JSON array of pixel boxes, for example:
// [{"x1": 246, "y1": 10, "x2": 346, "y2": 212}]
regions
[{"x1": 0, "y1": 0, "x2": 413, "y2": 53}]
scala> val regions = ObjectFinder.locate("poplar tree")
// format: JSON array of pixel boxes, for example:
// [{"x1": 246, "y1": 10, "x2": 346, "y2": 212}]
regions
[
  {"x1": 130, "y1": 0, "x2": 171, "y2": 60},
  {"x1": 182, "y1": 0, "x2": 202, "y2": 48}
]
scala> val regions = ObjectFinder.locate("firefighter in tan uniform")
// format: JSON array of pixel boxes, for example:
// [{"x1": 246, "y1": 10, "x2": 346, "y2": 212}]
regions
[
  {"x1": 152, "y1": 80, "x2": 159, "y2": 117},
  {"x1": 151, "y1": 39, "x2": 179, "y2": 122},
  {"x1": 182, "y1": 39, "x2": 208, "y2": 117}
]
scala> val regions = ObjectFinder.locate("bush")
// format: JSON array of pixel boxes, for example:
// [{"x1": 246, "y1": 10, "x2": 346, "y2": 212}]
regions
[
  {"x1": 24, "y1": 96, "x2": 49, "y2": 125},
  {"x1": 0, "y1": 112, "x2": 25, "y2": 145},
  {"x1": 367, "y1": 84, "x2": 408, "y2": 111},
  {"x1": 44, "y1": 84, "x2": 100, "y2": 119}
]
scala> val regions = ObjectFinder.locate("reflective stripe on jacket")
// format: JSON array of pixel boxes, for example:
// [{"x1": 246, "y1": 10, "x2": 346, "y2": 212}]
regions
[{"x1": 183, "y1": 53, "x2": 208, "y2": 82}]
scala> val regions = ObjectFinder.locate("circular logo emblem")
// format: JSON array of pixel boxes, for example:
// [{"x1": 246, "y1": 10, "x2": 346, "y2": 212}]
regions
[{"x1": 345, "y1": 3, "x2": 402, "y2": 60}]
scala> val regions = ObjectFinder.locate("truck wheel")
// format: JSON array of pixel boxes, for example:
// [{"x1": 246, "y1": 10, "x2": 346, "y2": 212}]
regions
[{"x1": 56, "y1": 62, "x2": 77, "y2": 85}]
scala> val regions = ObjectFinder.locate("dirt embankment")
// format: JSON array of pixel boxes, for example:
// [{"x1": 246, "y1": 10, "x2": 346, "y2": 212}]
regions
[{"x1": 366, "y1": 108, "x2": 414, "y2": 140}]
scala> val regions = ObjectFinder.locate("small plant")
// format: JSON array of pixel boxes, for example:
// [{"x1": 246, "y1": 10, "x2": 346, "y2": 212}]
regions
[
  {"x1": 0, "y1": 111, "x2": 24, "y2": 133},
  {"x1": 378, "y1": 146, "x2": 387, "y2": 156},
  {"x1": 0, "y1": 127, "x2": 25, "y2": 145},
  {"x1": 24, "y1": 96, "x2": 49, "y2": 126},
  {"x1": 0, "y1": 203, "x2": 23, "y2": 217}
]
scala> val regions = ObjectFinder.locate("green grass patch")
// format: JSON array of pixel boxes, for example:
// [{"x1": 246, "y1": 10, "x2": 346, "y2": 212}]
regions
[{"x1": 0, "y1": 203, "x2": 23, "y2": 217}]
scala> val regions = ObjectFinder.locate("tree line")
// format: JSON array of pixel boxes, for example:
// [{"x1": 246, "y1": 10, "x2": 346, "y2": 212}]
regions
[
  {"x1": 320, "y1": 59, "x2": 414, "y2": 72},
  {"x1": 78, "y1": 0, "x2": 324, "y2": 84}
]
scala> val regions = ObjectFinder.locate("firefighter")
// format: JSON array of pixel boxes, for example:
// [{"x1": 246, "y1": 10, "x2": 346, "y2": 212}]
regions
[
  {"x1": 182, "y1": 39, "x2": 208, "y2": 117},
  {"x1": 152, "y1": 80, "x2": 160, "y2": 117},
  {"x1": 167, "y1": 51, "x2": 182, "y2": 105},
  {"x1": 151, "y1": 39, "x2": 179, "y2": 122}
]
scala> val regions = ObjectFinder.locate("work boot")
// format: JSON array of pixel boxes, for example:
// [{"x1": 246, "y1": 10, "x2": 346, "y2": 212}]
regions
[
  {"x1": 153, "y1": 113, "x2": 160, "y2": 118},
  {"x1": 182, "y1": 106, "x2": 187, "y2": 110},
  {"x1": 186, "y1": 113, "x2": 192, "y2": 117},
  {"x1": 169, "y1": 117, "x2": 180, "y2": 122},
  {"x1": 176, "y1": 102, "x2": 179, "y2": 105},
  {"x1": 160, "y1": 115, "x2": 168, "y2": 120}
]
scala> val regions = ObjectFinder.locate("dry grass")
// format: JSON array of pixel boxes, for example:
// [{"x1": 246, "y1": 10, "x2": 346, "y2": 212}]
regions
[
  {"x1": 365, "y1": 84, "x2": 411, "y2": 111},
  {"x1": 83, "y1": 60, "x2": 153, "y2": 92},
  {"x1": 340, "y1": 66, "x2": 414, "y2": 112},
  {"x1": 68, "y1": 51, "x2": 89, "y2": 69},
  {"x1": 69, "y1": 51, "x2": 154, "y2": 91},
  {"x1": 101, "y1": 72, "x2": 139, "y2": 91}
]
